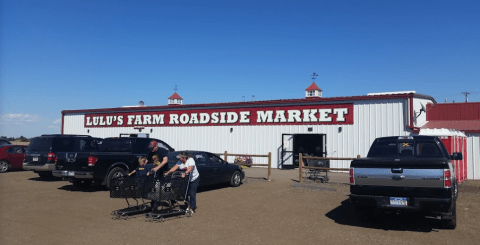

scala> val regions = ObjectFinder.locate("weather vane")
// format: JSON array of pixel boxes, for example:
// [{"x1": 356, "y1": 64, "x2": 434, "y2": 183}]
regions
[
  {"x1": 311, "y1": 72, "x2": 318, "y2": 82},
  {"x1": 174, "y1": 85, "x2": 178, "y2": 92}
]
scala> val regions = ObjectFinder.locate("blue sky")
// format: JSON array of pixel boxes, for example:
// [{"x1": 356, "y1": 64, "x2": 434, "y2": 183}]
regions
[{"x1": 1, "y1": 0, "x2": 479, "y2": 138}]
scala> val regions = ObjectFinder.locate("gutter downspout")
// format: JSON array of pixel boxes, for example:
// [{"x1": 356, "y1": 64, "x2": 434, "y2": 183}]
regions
[
  {"x1": 61, "y1": 111, "x2": 64, "y2": 135},
  {"x1": 406, "y1": 93, "x2": 421, "y2": 133}
]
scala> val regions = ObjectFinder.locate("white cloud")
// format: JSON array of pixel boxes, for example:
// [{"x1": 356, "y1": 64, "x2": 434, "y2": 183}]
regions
[
  {"x1": 0, "y1": 114, "x2": 61, "y2": 138},
  {"x1": 2, "y1": 113, "x2": 41, "y2": 123}
]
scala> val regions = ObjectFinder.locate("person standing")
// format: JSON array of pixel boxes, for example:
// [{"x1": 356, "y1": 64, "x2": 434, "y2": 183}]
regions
[
  {"x1": 146, "y1": 140, "x2": 168, "y2": 211},
  {"x1": 146, "y1": 140, "x2": 168, "y2": 176},
  {"x1": 164, "y1": 151, "x2": 200, "y2": 214}
]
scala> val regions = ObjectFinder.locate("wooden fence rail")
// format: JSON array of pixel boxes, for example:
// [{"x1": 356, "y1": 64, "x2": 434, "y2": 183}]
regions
[
  {"x1": 216, "y1": 151, "x2": 272, "y2": 181},
  {"x1": 298, "y1": 154, "x2": 360, "y2": 183}
]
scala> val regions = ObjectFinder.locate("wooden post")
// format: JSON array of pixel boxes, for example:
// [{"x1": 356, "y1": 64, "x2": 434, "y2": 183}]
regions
[
  {"x1": 267, "y1": 152, "x2": 271, "y2": 181},
  {"x1": 299, "y1": 153, "x2": 303, "y2": 183},
  {"x1": 224, "y1": 151, "x2": 228, "y2": 162}
]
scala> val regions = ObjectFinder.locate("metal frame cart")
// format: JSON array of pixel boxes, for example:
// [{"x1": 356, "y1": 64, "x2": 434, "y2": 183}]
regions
[
  {"x1": 305, "y1": 158, "x2": 330, "y2": 183},
  {"x1": 144, "y1": 172, "x2": 191, "y2": 222},
  {"x1": 110, "y1": 175, "x2": 151, "y2": 219}
]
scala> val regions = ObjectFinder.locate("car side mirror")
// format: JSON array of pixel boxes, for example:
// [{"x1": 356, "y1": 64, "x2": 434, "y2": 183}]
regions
[{"x1": 451, "y1": 152, "x2": 463, "y2": 160}]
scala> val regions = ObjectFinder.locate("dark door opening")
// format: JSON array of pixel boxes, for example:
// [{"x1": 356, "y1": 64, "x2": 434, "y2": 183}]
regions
[{"x1": 281, "y1": 134, "x2": 326, "y2": 169}]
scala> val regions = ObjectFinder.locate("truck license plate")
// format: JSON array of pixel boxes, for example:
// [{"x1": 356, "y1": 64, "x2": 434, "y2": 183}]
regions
[
  {"x1": 33, "y1": 157, "x2": 38, "y2": 162},
  {"x1": 390, "y1": 197, "x2": 407, "y2": 206},
  {"x1": 62, "y1": 171, "x2": 75, "y2": 177}
]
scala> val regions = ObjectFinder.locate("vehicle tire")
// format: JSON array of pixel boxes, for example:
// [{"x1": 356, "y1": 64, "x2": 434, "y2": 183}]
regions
[
  {"x1": 354, "y1": 206, "x2": 375, "y2": 222},
  {"x1": 441, "y1": 201, "x2": 457, "y2": 229},
  {"x1": 38, "y1": 172, "x2": 53, "y2": 179},
  {"x1": 230, "y1": 171, "x2": 242, "y2": 187},
  {"x1": 72, "y1": 180, "x2": 92, "y2": 188},
  {"x1": 0, "y1": 160, "x2": 10, "y2": 173},
  {"x1": 106, "y1": 167, "x2": 126, "y2": 189}
]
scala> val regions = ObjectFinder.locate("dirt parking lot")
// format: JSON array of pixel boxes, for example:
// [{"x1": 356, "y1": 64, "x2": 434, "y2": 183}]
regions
[{"x1": 1, "y1": 168, "x2": 480, "y2": 245}]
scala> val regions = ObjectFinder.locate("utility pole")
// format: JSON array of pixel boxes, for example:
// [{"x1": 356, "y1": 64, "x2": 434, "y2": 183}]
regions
[{"x1": 461, "y1": 92, "x2": 470, "y2": 102}]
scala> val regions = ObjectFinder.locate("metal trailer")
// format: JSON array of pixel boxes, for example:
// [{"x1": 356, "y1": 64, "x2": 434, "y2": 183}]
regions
[
  {"x1": 110, "y1": 175, "x2": 151, "y2": 219},
  {"x1": 143, "y1": 172, "x2": 191, "y2": 222}
]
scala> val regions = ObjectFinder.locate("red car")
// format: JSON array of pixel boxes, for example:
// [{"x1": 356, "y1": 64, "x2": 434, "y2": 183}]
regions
[{"x1": 0, "y1": 145, "x2": 27, "y2": 173}]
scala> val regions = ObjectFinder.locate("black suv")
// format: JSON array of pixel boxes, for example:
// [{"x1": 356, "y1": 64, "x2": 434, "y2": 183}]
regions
[
  {"x1": 0, "y1": 138, "x2": 12, "y2": 146},
  {"x1": 23, "y1": 134, "x2": 102, "y2": 179}
]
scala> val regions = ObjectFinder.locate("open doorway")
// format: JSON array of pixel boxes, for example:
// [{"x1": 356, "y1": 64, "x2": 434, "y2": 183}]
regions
[{"x1": 281, "y1": 133, "x2": 326, "y2": 169}]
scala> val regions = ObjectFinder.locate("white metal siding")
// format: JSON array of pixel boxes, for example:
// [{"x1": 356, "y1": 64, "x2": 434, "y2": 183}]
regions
[
  {"x1": 63, "y1": 98, "x2": 409, "y2": 169},
  {"x1": 466, "y1": 133, "x2": 480, "y2": 180}
]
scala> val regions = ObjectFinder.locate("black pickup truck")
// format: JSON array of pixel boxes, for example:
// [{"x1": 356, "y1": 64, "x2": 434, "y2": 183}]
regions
[
  {"x1": 349, "y1": 136, "x2": 462, "y2": 229},
  {"x1": 53, "y1": 137, "x2": 174, "y2": 188}
]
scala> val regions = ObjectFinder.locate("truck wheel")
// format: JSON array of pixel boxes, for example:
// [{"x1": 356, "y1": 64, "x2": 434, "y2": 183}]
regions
[
  {"x1": 0, "y1": 160, "x2": 10, "y2": 173},
  {"x1": 230, "y1": 171, "x2": 242, "y2": 187},
  {"x1": 38, "y1": 172, "x2": 53, "y2": 179},
  {"x1": 441, "y1": 202, "x2": 457, "y2": 229},
  {"x1": 72, "y1": 180, "x2": 92, "y2": 188},
  {"x1": 106, "y1": 167, "x2": 126, "y2": 189},
  {"x1": 354, "y1": 206, "x2": 375, "y2": 222}
]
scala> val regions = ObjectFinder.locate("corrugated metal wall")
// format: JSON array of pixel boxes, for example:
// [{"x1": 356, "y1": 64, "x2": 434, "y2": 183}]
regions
[
  {"x1": 427, "y1": 102, "x2": 480, "y2": 121},
  {"x1": 63, "y1": 98, "x2": 409, "y2": 169},
  {"x1": 466, "y1": 134, "x2": 480, "y2": 179}
]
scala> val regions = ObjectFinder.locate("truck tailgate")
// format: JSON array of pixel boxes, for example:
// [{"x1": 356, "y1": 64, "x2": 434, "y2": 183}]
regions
[{"x1": 353, "y1": 168, "x2": 445, "y2": 188}]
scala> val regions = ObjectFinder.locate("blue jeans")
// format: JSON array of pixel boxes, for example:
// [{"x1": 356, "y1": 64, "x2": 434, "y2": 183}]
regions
[{"x1": 188, "y1": 176, "x2": 200, "y2": 210}]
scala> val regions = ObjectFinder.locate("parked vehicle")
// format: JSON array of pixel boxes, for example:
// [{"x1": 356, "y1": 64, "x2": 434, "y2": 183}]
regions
[
  {"x1": 167, "y1": 151, "x2": 245, "y2": 187},
  {"x1": 0, "y1": 138, "x2": 12, "y2": 146},
  {"x1": 349, "y1": 136, "x2": 461, "y2": 229},
  {"x1": 0, "y1": 144, "x2": 27, "y2": 172},
  {"x1": 54, "y1": 136, "x2": 174, "y2": 188},
  {"x1": 23, "y1": 135, "x2": 101, "y2": 179}
]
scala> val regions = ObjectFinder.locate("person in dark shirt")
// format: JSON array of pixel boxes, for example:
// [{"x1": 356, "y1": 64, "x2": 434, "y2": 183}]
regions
[
  {"x1": 145, "y1": 140, "x2": 169, "y2": 211},
  {"x1": 128, "y1": 157, "x2": 151, "y2": 177},
  {"x1": 127, "y1": 157, "x2": 152, "y2": 188},
  {"x1": 146, "y1": 140, "x2": 169, "y2": 176}
]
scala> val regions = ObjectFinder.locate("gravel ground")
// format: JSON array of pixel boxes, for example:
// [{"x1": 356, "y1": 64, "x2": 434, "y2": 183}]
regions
[{"x1": 1, "y1": 168, "x2": 480, "y2": 245}]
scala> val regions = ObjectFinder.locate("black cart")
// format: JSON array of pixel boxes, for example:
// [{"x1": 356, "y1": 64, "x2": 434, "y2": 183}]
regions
[
  {"x1": 110, "y1": 175, "x2": 151, "y2": 219},
  {"x1": 143, "y1": 172, "x2": 191, "y2": 222},
  {"x1": 305, "y1": 158, "x2": 330, "y2": 183}
]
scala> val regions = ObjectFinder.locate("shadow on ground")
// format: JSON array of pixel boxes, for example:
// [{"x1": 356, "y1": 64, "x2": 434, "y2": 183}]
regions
[
  {"x1": 325, "y1": 199, "x2": 446, "y2": 232},
  {"x1": 28, "y1": 176, "x2": 63, "y2": 182}
]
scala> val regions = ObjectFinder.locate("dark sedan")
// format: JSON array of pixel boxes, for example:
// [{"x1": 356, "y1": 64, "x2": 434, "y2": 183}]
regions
[{"x1": 167, "y1": 151, "x2": 245, "y2": 187}]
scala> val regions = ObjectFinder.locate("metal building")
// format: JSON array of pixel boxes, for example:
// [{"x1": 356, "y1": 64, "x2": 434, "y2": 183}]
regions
[
  {"x1": 422, "y1": 102, "x2": 480, "y2": 180},
  {"x1": 62, "y1": 84, "x2": 437, "y2": 171}
]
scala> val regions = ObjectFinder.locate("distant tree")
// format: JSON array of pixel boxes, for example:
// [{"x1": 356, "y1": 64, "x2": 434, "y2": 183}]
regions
[{"x1": 19, "y1": 136, "x2": 28, "y2": 142}]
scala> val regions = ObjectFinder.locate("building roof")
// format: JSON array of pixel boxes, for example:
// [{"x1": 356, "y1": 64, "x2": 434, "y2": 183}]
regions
[
  {"x1": 62, "y1": 92, "x2": 435, "y2": 114},
  {"x1": 426, "y1": 102, "x2": 480, "y2": 121},
  {"x1": 305, "y1": 82, "x2": 322, "y2": 91},
  {"x1": 421, "y1": 120, "x2": 480, "y2": 133},
  {"x1": 168, "y1": 92, "x2": 183, "y2": 100},
  {"x1": 421, "y1": 102, "x2": 480, "y2": 133}
]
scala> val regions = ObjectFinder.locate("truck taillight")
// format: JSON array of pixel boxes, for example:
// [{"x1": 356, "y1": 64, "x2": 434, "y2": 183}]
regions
[
  {"x1": 88, "y1": 156, "x2": 98, "y2": 166},
  {"x1": 349, "y1": 168, "x2": 355, "y2": 184},
  {"x1": 48, "y1": 153, "x2": 57, "y2": 162},
  {"x1": 444, "y1": 169, "x2": 452, "y2": 188}
]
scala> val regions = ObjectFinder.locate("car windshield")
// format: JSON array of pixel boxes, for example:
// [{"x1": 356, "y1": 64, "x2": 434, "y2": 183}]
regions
[
  {"x1": 28, "y1": 138, "x2": 53, "y2": 151},
  {"x1": 368, "y1": 140, "x2": 444, "y2": 158}
]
